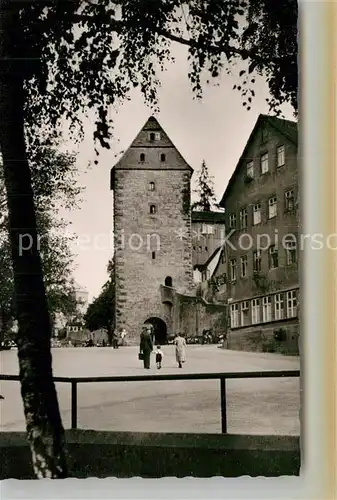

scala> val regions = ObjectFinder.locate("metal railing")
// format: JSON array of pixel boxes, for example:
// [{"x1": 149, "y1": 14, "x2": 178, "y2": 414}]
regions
[{"x1": 0, "y1": 370, "x2": 300, "y2": 433}]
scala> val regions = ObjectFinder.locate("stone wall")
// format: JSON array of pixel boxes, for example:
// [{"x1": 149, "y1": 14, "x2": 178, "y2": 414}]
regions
[
  {"x1": 113, "y1": 169, "x2": 194, "y2": 340},
  {"x1": 172, "y1": 291, "x2": 227, "y2": 337},
  {"x1": 228, "y1": 319, "x2": 299, "y2": 355},
  {"x1": 0, "y1": 430, "x2": 300, "y2": 479}
]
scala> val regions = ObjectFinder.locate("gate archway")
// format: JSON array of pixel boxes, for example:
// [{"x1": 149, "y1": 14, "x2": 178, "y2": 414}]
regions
[{"x1": 144, "y1": 317, "x2": 167, "y2": 345}]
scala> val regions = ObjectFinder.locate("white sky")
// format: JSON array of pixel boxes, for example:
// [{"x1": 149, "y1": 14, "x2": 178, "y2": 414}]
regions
[{"x1": 60, "y1": 44, "x2": 294, "y2": 302}]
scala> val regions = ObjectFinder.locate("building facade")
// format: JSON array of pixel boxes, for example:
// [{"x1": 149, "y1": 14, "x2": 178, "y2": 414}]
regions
[
  {"x1": 191, "y1": 211, "x2": 226, "y2": 275},
  {"x1": 111, "y1": 116, "x2": 195, "y2": 343},
  {"x1": 217, "y1": 114, "x2": 299, "y2": 354}
]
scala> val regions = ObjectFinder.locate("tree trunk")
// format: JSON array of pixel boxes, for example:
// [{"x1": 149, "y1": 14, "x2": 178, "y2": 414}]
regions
[
  {"x1": 0, "y1": 3, "x2": 67, "y2": 478},
  {"x1": 0, "y1": 307, "x2": 9, "y2": 345}
]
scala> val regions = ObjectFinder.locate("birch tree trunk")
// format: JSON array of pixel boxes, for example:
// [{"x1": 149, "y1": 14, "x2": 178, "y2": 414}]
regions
[{"x1": 0, "y1": 2, "x2": 67, "y2": 478}]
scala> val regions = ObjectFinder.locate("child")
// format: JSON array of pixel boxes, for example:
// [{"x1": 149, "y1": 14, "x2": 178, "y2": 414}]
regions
[{"x1": 155, "y1": 345, "x2": 163, "y2": 369}]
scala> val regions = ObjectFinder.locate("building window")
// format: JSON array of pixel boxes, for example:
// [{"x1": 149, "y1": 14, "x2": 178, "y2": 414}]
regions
[
  {"x1": 241, "y1": 301, "x2": 250, "y2": 326},
  {"x1": 247, "y1": 161, "x2": 254, "y2": 178},
  {"x1": 262, "y1": 296, "x2": 272, "y2": 322},
  {"x1": 277, "y1": 145, "x2": 285, "y2": 167},
  {"x1": 160, "y1": 153, "x2": 166, "y2": 162},
  {"x1": 240, "y1": 208, "x2": 248, "y2": 229},
  {"x1": 149, "y1": 132, "x2": 161, "y2": 141},
  {"x1": 229, "y1": 213, "x2": 236, "y2": 229},
  {"x1": 221, "y1": 251, "x2": 226, "y2": 264},
  {"x1": 285, "y1": 189, "x2": 295, "y2": 212},
  {"x1": 150, "y1": 204, "x2": 156, "y2": 214},
  {"x1": 253, "y1": 250, "x2": 261, "y2": 272},
  {"x1": 251, "y1": 298, "x2": 261, "y2": 324},
  {"x1": 261, "y1": 153, "x2": 269, "y2": 174},
  {"x1": 230, "y1": 303, "x2": 240, "y2": 328},
  {"x1": 201, "y1": 224, "x2": 214, "y2": 235},
  {"x1": 240, "y1": 255, "x2": 248, "y2": 278},
  {"x1": 253, "y1": 203, "x2": 261, "y2": 225},
  {"x1": 262, "y1": 127, "x2": 269, "y2": 143},
  {"x1": 140, "y1": 153, "x2": 145, "y2": 162},
  {"x1": 275, "y1": 293, "x2": 284, "y2": 320},
  {"x1": 269, "y1": 245, "x2": 278, "y2": 268},
  {"x1": 152, "y1": 251, "x2": 156, "y2": 260},
  {"x1": 165, "y1": 276, "x2": 172, "y2": 287},
  {"x1": 149, "y1": 181, "x2": 155, "y2": 191},
  {"x1": 287, "y1": 290, "x2": 297, "y2": 317},
  {"x1": 268, "y1": 196, "x2": 277, "y2": 218},
  {"x1": 205, "y1": 246, "x2": 208, "y2": 251},
  {"x1": 285, "y1": 239, "x2": 297, "y2": 265},
  {"x1": 230, "y1": 258, "x2": 237, "y2": 281}
]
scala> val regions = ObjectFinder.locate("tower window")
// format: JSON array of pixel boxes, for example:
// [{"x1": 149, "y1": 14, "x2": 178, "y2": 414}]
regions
[
  {"x1": 150, "y1": 204, "x2": 156, "y2": 214},
  {"x1": 160, "y1": 153, "x2": 166, "y2": 162},
  {"x1": 149, "y1": 182, "x2": 155, "y2": 191},
  {"x1": 152, "y1": 251, "x2": 156, "y2": 260},
  {"x1": 149, "y1": 132, "x2": 155, "y2": 141},
  {"x1": 140, "y1": 153, "x2": 145, "y2": 162},
  {"x1": 165, "y1": 276, "x2": 173, "y2": 287}
]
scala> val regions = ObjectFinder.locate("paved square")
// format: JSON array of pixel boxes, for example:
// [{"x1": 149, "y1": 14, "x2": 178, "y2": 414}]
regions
[{"x1": 0, "y1": 346, "x2": 300, "y2": 435}]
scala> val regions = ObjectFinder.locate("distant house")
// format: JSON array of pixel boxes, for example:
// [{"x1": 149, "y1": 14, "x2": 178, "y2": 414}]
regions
[
  {"x1": 191, "y1": 211, "x2": 226, "y2": 269},
  {"x1": 73, "y1": 282, "x2": 89, "y2": 317},
  {"x1": 91, "y1": 328, "x2": 109, "y2": 345},
  {"x1": 66, "y1": 319, "x2": 90, "y2": 345},
  {"x1": 196, "y1": 247, "x2": 227, "y2": 302}
]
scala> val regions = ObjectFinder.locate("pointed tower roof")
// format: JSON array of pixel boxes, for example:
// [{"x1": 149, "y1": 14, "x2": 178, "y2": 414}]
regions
[{"x1": 111, "y1": 116, "x2": 192, "y2": 188}]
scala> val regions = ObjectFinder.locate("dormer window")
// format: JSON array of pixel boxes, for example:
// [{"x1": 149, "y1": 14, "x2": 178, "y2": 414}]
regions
[
  {"x1": 148, "y1": 132, "x2": 161, "y2": 141},
  {"x1": 140, "y1": 153, "x2": 145, "y2": 162},
  {"x1": 149, "y1": 182, "x2": 155, "y2": 191},
  {"x1": 160, "y1": 153, "x2": 166, "y2": 162},
  {"x1": 150, "y1": 204, "x2": 156, "y2": 214}
]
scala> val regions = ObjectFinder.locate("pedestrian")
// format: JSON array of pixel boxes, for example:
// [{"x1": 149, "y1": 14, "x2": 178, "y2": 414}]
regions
[
  {"x1": 112, "y1": 329, "x2": 119, "y2": 349},
  {"x1": 155, "y1": 345, "x2": 163, "y2": 369},
  {"x1": 139, "y1": 325, "x2": 153, "y2": 369},
  {"x1": 120, "y1": 328, "x2": 127, "y2": 346},
  {"x1": 174, "y1": 332, "x2": 186, "y2": 368}
]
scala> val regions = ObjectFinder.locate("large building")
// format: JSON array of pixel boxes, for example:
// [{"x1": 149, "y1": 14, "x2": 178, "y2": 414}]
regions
[
  {"x1": 111, "y1": 116, "x2": 195, "y2": 343},
  {"x1": 216, "y1": 114, "x2": 299, "y2": 353}
]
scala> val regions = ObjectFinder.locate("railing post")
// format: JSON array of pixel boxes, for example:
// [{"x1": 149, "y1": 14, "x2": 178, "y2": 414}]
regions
[
  {"x1": 71, "y1": 381, "x2": 77, "y2": 429},
  {"x1": 220, "y1": 378, "x2": 227, "y2": 434}
]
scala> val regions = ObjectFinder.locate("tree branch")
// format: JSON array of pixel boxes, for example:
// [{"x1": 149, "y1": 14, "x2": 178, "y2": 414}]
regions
[{"x1": 157, "y1": 28, "x2": 251, "y2": 60}]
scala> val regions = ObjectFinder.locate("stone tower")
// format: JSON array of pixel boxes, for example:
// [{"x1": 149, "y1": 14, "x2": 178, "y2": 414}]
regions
[{"x1": 110, "y1": 116, "x2": 194, "y2": 343}]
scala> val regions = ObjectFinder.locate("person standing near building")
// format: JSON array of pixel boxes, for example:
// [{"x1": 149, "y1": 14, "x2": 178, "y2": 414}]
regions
[
  {"x1": 174, "y1": 332, "x2": 186, "y2": 368},
  {"x1": 140, "y1": 325, "x2": 153, "y2": 369}
]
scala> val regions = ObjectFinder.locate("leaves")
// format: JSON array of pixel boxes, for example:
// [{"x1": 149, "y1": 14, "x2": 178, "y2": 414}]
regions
[
  {"x1": 0, "y1": 144, "x2": 80, "y2": 323},
  {"x1": 191, "y1": 160, "x2": 217, "y2": 212},
  {"x1": 84, "y1": 259, "x2": 115, "y2": 332},
  {"x1": 17, "y1": 0, "x2": 296, "y2": 157}
]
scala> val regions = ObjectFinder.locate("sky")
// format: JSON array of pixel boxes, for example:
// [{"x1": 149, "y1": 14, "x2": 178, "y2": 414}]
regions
[{"x1": 60, "y1": 44, "x2": 294, "y2": 302}]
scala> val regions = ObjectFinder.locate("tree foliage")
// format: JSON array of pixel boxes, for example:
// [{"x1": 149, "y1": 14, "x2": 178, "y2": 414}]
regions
[
  {"x1": 191, "y1": 160, "x2": 217, "y2": 212},
  {"x1": 0, "y1": 145, "x2": 80, "y2": 337},
  {"x1": 84, "y1": 259, "x2": 115, "y2": 335},
  {"x1": 21, "y1": 0, "x2": 297, "y2": 152}
]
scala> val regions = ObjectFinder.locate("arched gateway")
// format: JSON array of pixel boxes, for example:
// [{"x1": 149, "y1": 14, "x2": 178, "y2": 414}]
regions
[{"x1": 144, "y1": 317, "x2": 167, "y2": 345}]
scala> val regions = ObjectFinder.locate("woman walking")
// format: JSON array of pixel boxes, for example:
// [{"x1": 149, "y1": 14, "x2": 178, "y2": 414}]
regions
[{"x1": 174, "y1": 332, "x2": 186, "y2": 368}]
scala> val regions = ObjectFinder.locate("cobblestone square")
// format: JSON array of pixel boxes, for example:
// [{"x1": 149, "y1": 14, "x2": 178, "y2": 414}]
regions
[{"x1": 0, "y1": 346, "x2": 300, "y2": 435}]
